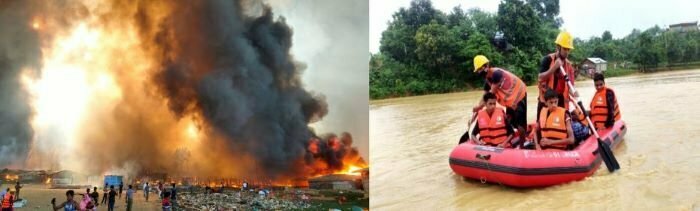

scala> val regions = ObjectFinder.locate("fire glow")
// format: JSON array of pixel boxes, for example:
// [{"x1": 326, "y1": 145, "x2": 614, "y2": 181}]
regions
[{"x1": 13, "y1": 0, "x2": 365, "y2": 182}]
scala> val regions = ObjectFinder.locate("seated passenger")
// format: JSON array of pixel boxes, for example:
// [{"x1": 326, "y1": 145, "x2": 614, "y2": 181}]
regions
[
  {"x1": 590, "y1": 73, "x2": 621, "y2": 130},
  {"x1": 569, "y1": 101, "x2": 591, "y2": 145},
  {"x1": 471, "y1": 93, "x2": 514, "y2": 147},
  {"x1": 536, "y1": 89, "x2": 575, "y2": 150}
]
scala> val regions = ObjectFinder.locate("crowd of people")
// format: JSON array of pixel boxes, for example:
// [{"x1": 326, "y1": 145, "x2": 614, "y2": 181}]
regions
[
  {"x1": 47, "y1": 181, "x2": 178, "y2": 211},
  {"x1": 0, "y1": 182, "x2": 24, "y2": 211}
]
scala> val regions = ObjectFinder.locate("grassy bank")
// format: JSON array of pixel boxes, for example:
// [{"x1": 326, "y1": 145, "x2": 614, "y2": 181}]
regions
[
  {"x1": 602, "y1": 68, "x2": 638, "y2": 78},
  {"x1": 370, "y1": 63, "x2": 700, "y2": 100},
  {"x1": 602, "y1": 62, "x2": 700, "y2": 78},
  {"x1": 644, "y1": 61, "x2": 700, "y2": 72}
]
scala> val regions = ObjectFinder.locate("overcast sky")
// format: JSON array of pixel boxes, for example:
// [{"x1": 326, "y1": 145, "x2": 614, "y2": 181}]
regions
[{"x1": 370, "y1": 0, "x2": 699, "y2": 53}]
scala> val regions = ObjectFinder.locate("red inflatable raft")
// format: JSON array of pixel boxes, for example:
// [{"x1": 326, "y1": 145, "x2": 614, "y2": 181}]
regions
[{"x1": 449, "y1": 120, "x2": 626, "y2": 188}]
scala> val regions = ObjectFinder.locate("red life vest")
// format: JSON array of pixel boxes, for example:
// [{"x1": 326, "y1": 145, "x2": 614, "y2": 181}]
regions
[
  {"x1": 477, "y1": 108, "x2": 508, "y2": 145},
  {"x1": 2, "y1": 194, "x2": 13, "y2": 208},
  {"x1": 539, "y1": 54, "x2": 575, "y2": 110},
  {"x1": 486, "y1": 68, "x2": 526, "y2": 109},
  {"x1": 590, "y1": 87, "x2": 621, "y2": 130}
]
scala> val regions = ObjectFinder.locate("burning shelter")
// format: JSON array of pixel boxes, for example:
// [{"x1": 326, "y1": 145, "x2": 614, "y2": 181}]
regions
[
  {"x1": 48, "y1": 170, "x2": 88, "y2": 188},
  {"x1": 308, "y1": 174, "x2": 360, "y2": 190}
]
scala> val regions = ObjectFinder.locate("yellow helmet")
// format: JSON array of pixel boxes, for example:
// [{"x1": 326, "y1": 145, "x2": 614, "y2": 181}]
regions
[
  {"x1": 473, "y1": 55, "x2": 489, "y2": 72},
  {"x1": 555, "y1": 31, "x2": 574, "y2": 49}
]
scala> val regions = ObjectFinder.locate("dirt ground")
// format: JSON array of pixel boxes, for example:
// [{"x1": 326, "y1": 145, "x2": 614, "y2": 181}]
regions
[
  {"x1": 11, "y1": 184, "x2": 162, "y2": 210},
  {"x1": 9, "y1": 184, "x2": 369, "y2": 210}
]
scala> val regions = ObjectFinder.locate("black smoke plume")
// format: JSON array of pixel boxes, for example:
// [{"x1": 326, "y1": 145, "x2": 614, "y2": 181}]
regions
[{"x1": 0, "y1": 1, "x2": 41, "y2": 168}]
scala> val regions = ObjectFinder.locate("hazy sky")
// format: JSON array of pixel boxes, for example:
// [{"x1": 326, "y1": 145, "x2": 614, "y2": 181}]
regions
[{"x1": 370, "y1": 0, "x2": 699, "y2": 53}]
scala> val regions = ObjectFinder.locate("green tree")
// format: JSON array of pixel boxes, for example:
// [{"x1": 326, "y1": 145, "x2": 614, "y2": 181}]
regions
[
  {"x1": 467, "y1": 8, "x2": 498, "y2": 39},
  {"x1": 414, "y1": 21, "x2": 460, "y2": 77},
  {"x1": 401, "y1": 0, "x2": 446, "y2": 29},
  {"x1": 635, "y1": 31, "x2": 663, "y2": 70},
  {"x1": 591, "y1": 40, "x2": 619, "y2": 60},
  {"x1": 664, "y1": 31, "x2": 685, "y2": 63},
  {"x1": 619, "y1": 29, "x2": 642, "y2": 62},
  {"x1": 460, "y1": 32, "x2": 502, "y2": 69},
  {"x1": 685, "y1": 32, "x2": 699, "y2": 61},
  {"x1": 448, "y1": 7, "x2": 474, "y2": 41},
  {"x1": 569, "y1": 38, "x2": 591, "y2": 64},
  {"x1": 504, "y1": 47, "x2": 541, "y2": 84},
  {"x1": 602, "y1": 30, "x2": 613, "y2": 42},
  {"x1": 379, "y1": 22, "x2": 416, "y2": 65},
  {"x1": 497, "y1": 0, "x2": 548, "y2": 54},
  {"x1": 379, "y1": 0, "x2": 446, "y2": 65},
  {"x1": 526, "y1": 0, "x2": 562, "y2": 27},
  {"x1": 447, "y1": 6, "x2": 467, "y2": 28}
]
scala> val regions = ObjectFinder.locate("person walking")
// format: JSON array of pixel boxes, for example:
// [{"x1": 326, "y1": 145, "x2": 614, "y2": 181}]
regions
[
  {"x1": 107, "y1": 186, "x2": 117, "y2": 211},
  {"x1": 90, "y1": 187, "x2": 99, "y2": 207},
  {"x1": 118, "y1": 183, "x2": 123, "y2": 199},
  {"x1": 125, "y1": 185, "x2": 135, "y2": 211},
  {"x1": 101, "y1": 183, "x2": 108, "y2": 205},
  {"x1": 12, "y1": 183, "x2": 21, "y2": 201},
  {"x1": 144, "y1": 182, "x2": 150, "y2": 202}
]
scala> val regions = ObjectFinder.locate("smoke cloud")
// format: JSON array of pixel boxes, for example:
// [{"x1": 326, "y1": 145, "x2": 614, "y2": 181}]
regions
[
  {"x1": 0, "y1": 1, "x2": 41, "y2": 168},
  {"x1": 264, "y1": 0, "x2": 370, "y2": 162},
  {"x1": 0, "y1": 0, "x2": 367, "y2": 180}
]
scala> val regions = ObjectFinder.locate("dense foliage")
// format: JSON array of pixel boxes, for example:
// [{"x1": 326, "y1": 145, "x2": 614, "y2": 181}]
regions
[{"x1": 370, "y1": 0, "x2": 700, "y2": 99}]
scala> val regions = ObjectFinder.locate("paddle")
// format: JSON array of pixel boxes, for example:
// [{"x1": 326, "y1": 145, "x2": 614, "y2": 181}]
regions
[
  {"x1": 559, "y1": 66, "x2": 620, "y2": 172},
  {"x1": 459, "y1": 111, "x2": 478, "y2": 144}
]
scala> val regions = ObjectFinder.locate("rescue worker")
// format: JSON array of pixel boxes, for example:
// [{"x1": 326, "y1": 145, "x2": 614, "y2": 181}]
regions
[
  {"x1": 538, "y1": 31, "x2": 579, "y2": 121},
  {"x1": 472, "y1": 55, "x2": 527, "y2": 144},
  {"x1": 1, "y1": 190, "x2": 14, "y2": 211},
  {"x1": 536, "y1": 89, "x2": 575, "y2": 150},
  {"x1": 470, "y1": 92, "x2": 514, "y2": 147},
  {"x1": 590, "y1": 73, "x2": 621, "y2": 130}
]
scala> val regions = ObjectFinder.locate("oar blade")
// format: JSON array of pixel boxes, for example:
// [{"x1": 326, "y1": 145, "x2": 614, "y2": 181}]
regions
[
  {"x1": 459, "y1": 131, "x2": 470, "y2": 144},
  {"x1": 604, "y1": 140, "x2": 621, "y2": 170},
  {"x1": 598, "y1": 138, "x2": 618, "y2": 172}
]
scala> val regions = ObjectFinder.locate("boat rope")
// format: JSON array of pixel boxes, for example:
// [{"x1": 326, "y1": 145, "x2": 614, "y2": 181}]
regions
[{"x1": 483, "y1": 159, "x2": 503, "y2": 186}]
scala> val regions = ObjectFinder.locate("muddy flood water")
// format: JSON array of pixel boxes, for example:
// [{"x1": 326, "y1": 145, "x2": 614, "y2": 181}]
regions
[{"x1": 370, "y1": 69, "x2": 700, "y2": 210}]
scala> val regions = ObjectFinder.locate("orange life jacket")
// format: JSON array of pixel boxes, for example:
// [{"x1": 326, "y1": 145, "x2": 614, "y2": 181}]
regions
[
  {"x1": 2, "y1": 194, "x2": 12, "y2": 208},
  {"x1": 486, "y1": 68, "x2": 526, "y2": 109},
  {"x1": 477, "y1": 108, "x2": 508, "y2": 145},
  {"x1": 538, "y1": 54, "x2": 575, "y2": 110},
  {"x1": 590, "y1": 87, "x2": 621, "y2": 130},
  {"x1": 539, "y1": 107, "x2": 569, "y2": 149}
]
